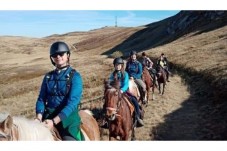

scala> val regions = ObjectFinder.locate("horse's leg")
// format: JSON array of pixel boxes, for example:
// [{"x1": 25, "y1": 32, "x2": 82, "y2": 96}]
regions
[
  {"x1": 145, "y1": 87, "x2": 149, "y2": 107},
  {"x1": 152, "y1": 86, "x2": 155, "y2": 100},
  {"x1": 162, "y1": 83, "x2": 165, "y2": 95},
  {"x1": 158, "y1": 82, "x2": 161, "y2": 94},
  {"x1": 130, "y1": 126, "x2": 136, "y2": 141},
  {"x1": 122, "y1": 131, "x2": 129, "y2": 141}
]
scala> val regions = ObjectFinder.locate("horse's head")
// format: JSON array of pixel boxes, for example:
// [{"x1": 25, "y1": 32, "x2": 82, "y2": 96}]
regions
[
  {"x1": 156, "y1": 66, "x2": 164, "y2": 77},
  {"x1": 104, "y1": 79, "x2": 122, "y2": 121}
]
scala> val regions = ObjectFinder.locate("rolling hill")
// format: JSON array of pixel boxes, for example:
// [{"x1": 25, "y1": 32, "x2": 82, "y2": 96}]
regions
[{"x1": 0, "y1": 10, "x2": 226, "y2": 140}]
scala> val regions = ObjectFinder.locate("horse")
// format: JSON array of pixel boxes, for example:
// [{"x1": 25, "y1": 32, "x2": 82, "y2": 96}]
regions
[
  {"x1": 103, "y1": 79, "x2": 136, "y2": 141},
  {"x1": 156, "y1": 66, "x2": 167, "y2": 95},
  {"x1": 0, "y1": 110, "x2": 100, "y2": 141},
  {"x1": 142, "y1": 67, "x2": 156, "y2": 103}
]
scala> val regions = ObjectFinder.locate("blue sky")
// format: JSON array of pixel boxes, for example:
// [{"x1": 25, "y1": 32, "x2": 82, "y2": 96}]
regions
[{"x1": 0, "y1": 10, "x2": 179, "y2": 38}]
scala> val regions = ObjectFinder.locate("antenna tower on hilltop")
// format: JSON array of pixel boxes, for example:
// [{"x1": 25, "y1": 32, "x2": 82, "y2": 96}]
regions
[{"x1": 115, "y1": 16, "x2": 118, "y2": 27}]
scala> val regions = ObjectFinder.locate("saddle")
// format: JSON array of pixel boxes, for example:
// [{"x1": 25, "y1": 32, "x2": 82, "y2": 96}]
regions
[{"x1": 122, "y1": 94, "x2": 135, "y2": 117}]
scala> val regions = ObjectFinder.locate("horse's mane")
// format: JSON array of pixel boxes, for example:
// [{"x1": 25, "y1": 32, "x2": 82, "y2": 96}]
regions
[
  {"x1": 0, "y1": 113, "x2": 54, "y2": 141},
  {"x1": 104, "y1": 79, "x2": 120, "y2": 91}
]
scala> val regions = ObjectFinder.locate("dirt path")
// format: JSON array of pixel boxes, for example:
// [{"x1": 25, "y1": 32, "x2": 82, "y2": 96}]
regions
[
  {"x1": 100, "y1": 74, "x2": 201, "y2": 140},
  {"x1": 136, "y1": 74, "x2": 201, "y2": 140}
]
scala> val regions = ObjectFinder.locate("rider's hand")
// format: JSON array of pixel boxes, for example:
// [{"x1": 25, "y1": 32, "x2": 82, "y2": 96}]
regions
[
  {"x1": 43, "y1": 119, "x2": 54, "y2": 130},
  {"x1": 130, "y1": 77, "x2": 134, "y2": 80},
  {"x1": 120, "y1": 90, "x2": 123, "y2": 93}
]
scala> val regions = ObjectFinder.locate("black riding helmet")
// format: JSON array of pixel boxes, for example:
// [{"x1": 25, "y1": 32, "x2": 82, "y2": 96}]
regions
[
  {"x1": 113, "y1": 57, "x2": 124, "y2": 65},
  {"x1": 50, "y1": 41, "x2": 71, "y2": 66},
  {"x1": 50, "y1": 41, "x2": 70, "y2": 56},
  {"x1": 130, "y1": 50, "x2": 137, "y2": 56}
]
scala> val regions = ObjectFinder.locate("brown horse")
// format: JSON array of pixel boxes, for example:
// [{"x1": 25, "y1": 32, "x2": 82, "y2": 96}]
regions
[
  {"x1": 142, "y1": 67, "x2": 156, "y2": 103},
  {"x1": 157, "y1": 66, "x2": 167, "y2": 95},
  {"x1": 0, "y1": 110, "x2": 100, "y2": 141},
  {"x1": 104, "y1": 80, "x2": 136, "y2": 141}
]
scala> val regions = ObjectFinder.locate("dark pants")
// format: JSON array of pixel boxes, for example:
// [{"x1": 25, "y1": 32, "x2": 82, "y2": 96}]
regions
[
  {"x1": 127, "y1": 94, "x2": 141, "y2": 119},
  {"x1": 163, "y1": 67, "x2": 170, "y2": 80}
]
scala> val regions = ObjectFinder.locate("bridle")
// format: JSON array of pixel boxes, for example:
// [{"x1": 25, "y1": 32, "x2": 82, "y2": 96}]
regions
[{"x1": 104, "y1": 88, "x2": 123, "y2": 120}]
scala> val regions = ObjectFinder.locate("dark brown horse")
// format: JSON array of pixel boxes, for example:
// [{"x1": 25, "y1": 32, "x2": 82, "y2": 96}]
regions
[
  {"x1": 157, "y1": 66, "x2": 167, "y2": 95},
  {"x1": 104, "y1": 80, "x2": 136, "y2": 141},
  {"x1": 142, "y1": 67, "x2": 156, "y2": 103}
]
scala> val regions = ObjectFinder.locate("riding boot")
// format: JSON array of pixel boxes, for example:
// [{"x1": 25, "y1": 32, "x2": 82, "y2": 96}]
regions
[{"x1": 136, "y1": 115, "x2": 144, "y2": 127}]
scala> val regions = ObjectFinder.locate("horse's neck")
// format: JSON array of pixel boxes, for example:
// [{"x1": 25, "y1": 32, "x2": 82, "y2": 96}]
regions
[{"x1": 13, "y1": 117, "x2": 54, "y2": 141}]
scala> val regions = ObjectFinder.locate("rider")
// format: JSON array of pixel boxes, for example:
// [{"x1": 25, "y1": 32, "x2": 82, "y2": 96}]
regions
[
  {"x1": 126, "y1": 50, "x2": 147, "y2": 103},
  {"x1": 35, "y1": 41, "x2": 83, "y2": 141},
  {"x1": 156, "y1": 53, "x2": 170, "y2": 82},
  {"x1": 101, "y1": 57, "x2": 144, "y2": 128},
  {"x1": 141, "y1": 51, "x2": 158, "y2": 87}
]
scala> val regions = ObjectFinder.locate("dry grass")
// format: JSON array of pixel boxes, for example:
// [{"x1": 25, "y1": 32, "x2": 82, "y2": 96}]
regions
[{"x1": 0, "y1": 23, "x2": 226, "y2": 140}]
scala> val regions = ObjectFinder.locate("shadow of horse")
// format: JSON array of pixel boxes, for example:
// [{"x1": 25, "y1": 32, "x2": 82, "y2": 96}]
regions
[
  {"x1": 157, "y1": 66, "x2": 167, "y2": 95},
  {"x1": 103, "y1": 79, "x2": 136, "y2": 141},
  {"x1": 0, "y1": 110, "x2": 100, "y2": 141},
  {"x1": 142, "y1": 67, "x2": 156, "y2": 104}
]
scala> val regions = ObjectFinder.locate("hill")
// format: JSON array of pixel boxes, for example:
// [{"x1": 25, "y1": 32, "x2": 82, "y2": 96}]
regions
[{"x1": 0, "y1": 11, "x2": 226, "y2": 140}]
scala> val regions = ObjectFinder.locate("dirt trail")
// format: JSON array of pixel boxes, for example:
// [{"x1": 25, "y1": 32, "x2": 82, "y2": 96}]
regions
[
  {"x1": 137, "y1": 74, "x2": 201, "y2": 140},
  {"x1": 101, "y1": 74, "x2": 201, "y2": 140}
]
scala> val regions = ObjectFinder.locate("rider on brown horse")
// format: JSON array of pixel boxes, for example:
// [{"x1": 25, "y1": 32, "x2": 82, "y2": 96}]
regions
[
  {"x1": 156, "y1": 53, "x2": 170, "y2": 82},
  {"x1": 141, "y1": 52, "x2": 158, "y2": 87},
  {"x1": 101, "y1": 57, "x2": 144, "y2": 128}
]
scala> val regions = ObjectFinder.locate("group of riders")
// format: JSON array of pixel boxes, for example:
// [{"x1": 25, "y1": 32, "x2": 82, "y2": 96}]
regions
[
  {"x1": 101, "y1": 50, "x2": 171, "y2": 128},
  {"x1": 34, "y1": 41, "x2": 170, "y2": 140}
]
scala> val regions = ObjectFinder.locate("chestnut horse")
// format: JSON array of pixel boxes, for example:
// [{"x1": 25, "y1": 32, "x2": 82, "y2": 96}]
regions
[
  {"x1": 104, "y1": 80, "x2": 136, "y2": 140},
  {"x1": 142, "y1": 67, "x2": 156, "y2": 103},
  {"x1": 157, "y1": 66, "x2": 167, "y2": 95},
  {"x1": 0, "y1": 110, "x2": 100, "y2": 141}
]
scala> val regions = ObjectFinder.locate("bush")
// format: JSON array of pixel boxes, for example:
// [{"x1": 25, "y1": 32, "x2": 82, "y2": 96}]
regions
[{"x1": 110, "y1": 51, "x2": 123, "y2": 58}]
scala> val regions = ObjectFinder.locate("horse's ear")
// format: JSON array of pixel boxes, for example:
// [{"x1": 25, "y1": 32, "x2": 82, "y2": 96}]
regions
[
  {"x1": 104, "y1": 79, "x2": 112, "y2": 89},
  {"x1": 2, "y1": 115, "x2": 13, "y2": 133}
]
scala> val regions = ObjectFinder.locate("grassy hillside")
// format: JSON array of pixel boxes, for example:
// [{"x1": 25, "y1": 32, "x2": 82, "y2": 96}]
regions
[{"x1": 0, "y1": 11, "x2": 226, "y2": 140}]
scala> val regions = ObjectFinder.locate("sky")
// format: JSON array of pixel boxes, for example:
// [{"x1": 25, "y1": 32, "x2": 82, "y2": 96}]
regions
[{"x1": 0, "y1": 10, "x2": 179, "y2": 38}]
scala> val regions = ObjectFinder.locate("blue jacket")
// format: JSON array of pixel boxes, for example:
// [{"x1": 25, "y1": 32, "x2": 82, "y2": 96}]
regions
[
  {"x1": 109, "y1": 71, "x2": 129, "y2": 92},
  {"x1": 126, "y1": 60, "x2": 143, "y2": 79},
  {"x1": 36, "y1": 66, "x2": 83, "y2": 121}
]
